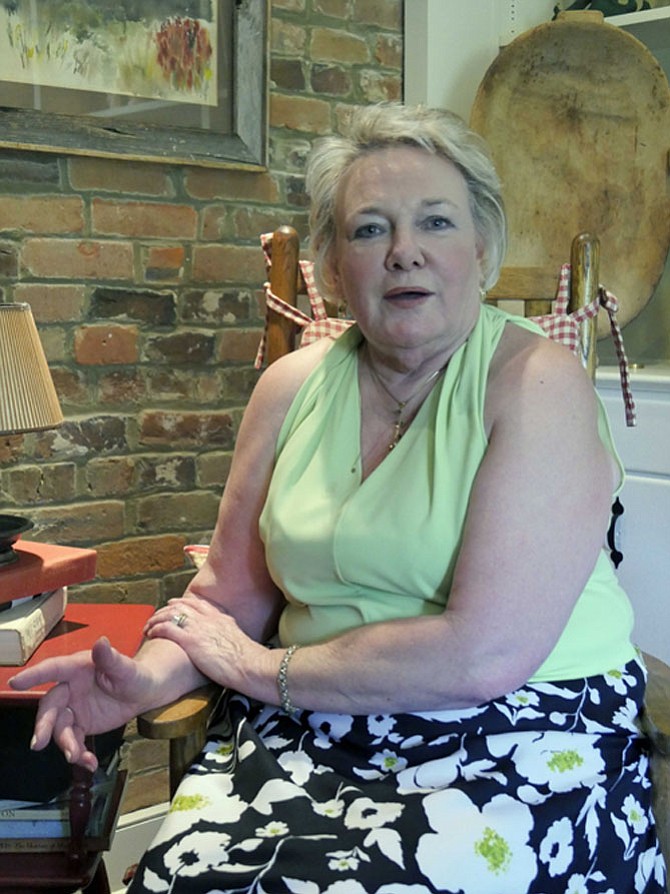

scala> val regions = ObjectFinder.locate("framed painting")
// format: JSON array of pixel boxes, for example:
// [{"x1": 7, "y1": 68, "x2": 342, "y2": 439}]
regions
[{"x1": 0, "y1": 0, "x2": 268, "y2": 169}]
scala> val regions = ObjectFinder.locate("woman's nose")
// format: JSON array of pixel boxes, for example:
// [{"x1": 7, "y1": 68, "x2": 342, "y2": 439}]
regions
[{"x1": 386, "y1": 229, "x2": 424, "y2": 270}]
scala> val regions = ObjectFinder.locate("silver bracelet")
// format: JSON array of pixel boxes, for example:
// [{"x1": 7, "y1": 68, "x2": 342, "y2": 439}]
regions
[{"x1": 277, "y1": 644, "x2": 300, "y2": 716}]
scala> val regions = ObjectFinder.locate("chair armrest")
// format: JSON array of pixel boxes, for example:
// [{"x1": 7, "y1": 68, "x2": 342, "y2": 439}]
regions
[
  {"x1": 641, "y1": 651, "x2": 670, "y2": 755},
  {"x1": 137, "y1": 683, "x2": 221, "y2": 797}
]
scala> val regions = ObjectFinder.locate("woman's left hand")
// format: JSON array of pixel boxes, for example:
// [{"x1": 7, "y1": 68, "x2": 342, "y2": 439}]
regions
[{"x1": 144, "y1": 595, "x2": 264, "y2": 689}]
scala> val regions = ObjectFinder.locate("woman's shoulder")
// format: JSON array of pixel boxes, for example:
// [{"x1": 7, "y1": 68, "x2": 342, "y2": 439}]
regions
[
  {"x1": 485, "y1": 320, "x2": 597, "y2": 431},
  {"x1": 250, "y1": 337, "x2": 336, "y2": 425}
]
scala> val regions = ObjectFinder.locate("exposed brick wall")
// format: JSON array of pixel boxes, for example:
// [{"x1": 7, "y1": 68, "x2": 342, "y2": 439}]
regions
[{"x1": 0, "y1": 0, "x2": 403, "y2": 812}]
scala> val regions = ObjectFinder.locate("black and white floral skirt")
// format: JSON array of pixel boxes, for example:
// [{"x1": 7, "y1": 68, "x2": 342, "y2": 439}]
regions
[{"x1": 128, "y1": 655, "x2": 666, "y2": 893}]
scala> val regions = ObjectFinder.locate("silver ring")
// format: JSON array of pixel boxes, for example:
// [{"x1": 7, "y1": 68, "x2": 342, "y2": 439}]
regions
[{"x1": 172, "y1": 612, "x2": 188, "y2": 628}]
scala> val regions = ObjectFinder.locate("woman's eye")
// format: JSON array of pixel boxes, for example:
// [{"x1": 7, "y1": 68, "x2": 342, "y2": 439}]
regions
[
  {"x1": 424, "y1": 216, "x2": 453, "y2": 230},
  {"x1": 352, "y1": 222, "x2": 384, "y2": 239}
]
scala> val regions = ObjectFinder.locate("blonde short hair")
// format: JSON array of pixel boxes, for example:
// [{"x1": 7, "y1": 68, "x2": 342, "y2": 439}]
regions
[{"x1": 305, "y1": 103, "x2": 507, "y2": 297}]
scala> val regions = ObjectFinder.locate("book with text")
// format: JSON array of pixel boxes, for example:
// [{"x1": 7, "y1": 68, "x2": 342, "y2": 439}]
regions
[{"x1": 0, "y1": 587, "x2": 67, "y2": 665}]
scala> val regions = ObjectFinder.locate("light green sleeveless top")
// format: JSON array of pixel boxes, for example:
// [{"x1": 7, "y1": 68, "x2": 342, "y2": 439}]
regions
[{"x1": 259, "y1": 304, "x2": 636, "y2": 682}]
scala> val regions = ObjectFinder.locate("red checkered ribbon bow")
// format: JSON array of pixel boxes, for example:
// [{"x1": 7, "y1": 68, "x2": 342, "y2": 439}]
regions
[
  {"x1": 254, "y1": 234, "x2": 353, "y2": 369},
  {"x1": 530, "y1": 264, "x2": 636, "y2": 427}
]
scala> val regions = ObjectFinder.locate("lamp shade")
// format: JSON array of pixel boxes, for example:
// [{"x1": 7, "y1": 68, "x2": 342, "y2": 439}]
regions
[{"x1": 0, "y1": 303, "x2": 64, "y2": 435}]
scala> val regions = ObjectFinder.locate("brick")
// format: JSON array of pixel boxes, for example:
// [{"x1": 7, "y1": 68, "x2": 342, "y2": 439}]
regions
[
  {"x1": 374, "y1": 33, "x2": 403, "y2": 68},
  {"x1": 2, "y1": 463, "x2": 76, "y2": 504},
  {"x1": 185, "y1": 168, "x2": 280, "y2": 203},
  {"x1": 28, "y1": 500, "x2": 126, "y2": 543},
  {"x1": 0, "y1": 243, "x2": 19, "y2": 277},
  {"x1": 39, "y1": 327, "x2": 67, "y2": 363},
  {"x1": 45, "y1": 416, "x2": 129, "y2": 458},
  {"x1": 0, "y1": 196, "x2": 84, "y2": 234},
  {"x1": 69, "y1": 157, "x2": 174, "y2": 197},
  {"x1": 163, "y1": 568, "x2": 200, "y2": 600},
  {"x1": 98, "y1": 370, "x2": 146, "y2": 405},
  {"x1": 271, "y1": 58, "x2": 306, "y2": 91},
  {"x1": 50, "y1": 367, "x2": 89, "y2": 406},
  {"x1": 230, "y1": 208, "x2": 289, "y2": 241},
  {"x1": 0, "y1": 151, "x2": 61, "y2": 187},
  {"x1": 314, "y1": 0, "x2": 350, "y2": 16},
  {"x1": 96, "y1": 534, "x2": 187, "y2": 579},
  {"x1": 20, "y1": 239, "x2": 134, "y2": 279},
  {"x1": 143, "y1": 368, "x2": 213, "y2": 403},
  {"x1": 76, "y1": 578, "x2": 161, "y2": 605},
  {"x1": 85, "y1": 456, "x2": 136, "y2": 498},
  {"x1": 196, "y1": 451, "x2": 233, "y2": 488},
  {"x1": 182, "y1": 288, "x2": 253, "y2": 325},
  {"x1": 218, "y1": 328, "x2": 262, "y2": 363},
  {"x1": 270, "y1": 138, "x2": 312, "y2": 175},
  {"x1": 192, "y1": 244, "x2": 265, "y2": 284},
  {"x1": 90, "y1": 287, "x2": 177, "y2": 326},
  {"x1": 139, "y1": 411, "x2": 234, "y2": 448},
  {"x1": 353, "y1": 0, "x2": 402, "y2": 29},
  {"x1": 136, "y1": 490, "x2": 220, "y2": 533},
  {"x1": 359, "y1": 69, "x2": 402, "y2": 103},
  {"x1": 13, "y1": 284, "x2": 86, "y2": 322},
  {"x1": 92, "y1": 199, "x2": 198, "y2": 239},
  {"x1": 0, "y1": 435, "x2": 25, "y2": 465},
  {"x1": 120, "y1": 764, "x2": 169, "y2": 813},
  {"x1": 144, "y1": 331, "x2": 215, "y2": 365},
  {"x1": 311, "y1": 64, "x2": 353, "y2": 96},
  {"x1": 271, "y1": 19, "x2": 306, "y2": 55},
  {"x1": 75, "y1": 324, "x2": 139, "y2": 365},
  {"x1": 219, "y1": 367, "x2": 259, "y2": 405},
  {"x1": 142, "y1": 245, "x2": 186, "y2": 283},
  {"x1": 270, "y1": 94, "x2": 332, "y2": 134},
  {"x1": 285, "y1": 175, "x2": 309, "y2": 208},
  {"x1": 136, "y1": 455, "x2": 196, "y2": 492},
  {"x1": 200, "y1": 205, "x2": 234, "y2": 242},
  {"x1": 310, "y1": 28, "x2": 370, "y2": 64},
  {"x1": 271, "y1": 0, "x2": 306, "y2": 9}
]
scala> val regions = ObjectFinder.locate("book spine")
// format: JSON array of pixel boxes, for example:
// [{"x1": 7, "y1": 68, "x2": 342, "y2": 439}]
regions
[{"x1": 0, "y1": 587, "x2": 67, "y2": 665}]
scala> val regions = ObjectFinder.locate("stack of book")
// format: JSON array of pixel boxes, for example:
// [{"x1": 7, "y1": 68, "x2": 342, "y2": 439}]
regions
[
  {"x1": 0, "y1": 541, "x2": 97, "y2": 666},
  {"x1": 0, "y1": 753, "x2": 126, "y2": 853}
]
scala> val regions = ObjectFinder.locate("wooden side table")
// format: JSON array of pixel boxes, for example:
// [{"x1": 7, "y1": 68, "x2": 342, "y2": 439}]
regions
[{"x1": 0, "y1": 603, "x2": 153, "y2": 893}]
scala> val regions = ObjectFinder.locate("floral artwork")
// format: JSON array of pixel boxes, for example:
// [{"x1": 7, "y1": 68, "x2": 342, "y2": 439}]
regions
[{"x1": 0, "y1": 0, "x2": 217, "y2": 106}]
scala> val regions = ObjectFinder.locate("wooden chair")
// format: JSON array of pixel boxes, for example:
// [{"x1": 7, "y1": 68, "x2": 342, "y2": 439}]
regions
[{"x1": 137, "y1": 225, "x2": 670, "y2": 876}]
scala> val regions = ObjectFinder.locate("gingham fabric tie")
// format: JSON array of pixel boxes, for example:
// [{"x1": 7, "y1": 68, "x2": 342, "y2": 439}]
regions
[
  {"x1": 530, "y1": 264, "x2": 636, "y2": 427},
  {"x1": 254, "y1": 233, "x2": 353, "y2": 369}
]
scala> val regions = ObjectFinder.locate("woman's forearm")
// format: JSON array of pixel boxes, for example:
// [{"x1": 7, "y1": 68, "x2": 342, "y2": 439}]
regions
[{"x1": 241, "y1": 610, "x2": 539, "y2": 716}]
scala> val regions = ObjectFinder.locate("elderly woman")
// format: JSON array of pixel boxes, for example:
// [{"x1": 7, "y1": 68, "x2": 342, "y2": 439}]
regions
[{"x1": 12, "y1": 104, "x2": 665, "y2": 893}]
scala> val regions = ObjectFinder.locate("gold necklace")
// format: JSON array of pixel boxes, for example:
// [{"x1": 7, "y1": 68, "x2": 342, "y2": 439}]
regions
[{"x1": 365, "y1": 352, "x2": 448, "y2": 451}]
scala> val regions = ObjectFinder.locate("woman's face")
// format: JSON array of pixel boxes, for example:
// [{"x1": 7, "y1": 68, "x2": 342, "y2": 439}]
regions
[{"x1": 329, "y1": 145, "x2": 485, "y2": 363}]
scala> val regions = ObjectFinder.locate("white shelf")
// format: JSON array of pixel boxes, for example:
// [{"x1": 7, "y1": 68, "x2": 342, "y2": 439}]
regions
[{"x1": 606, "y1": 6, "x2": 670, "y2": 53}]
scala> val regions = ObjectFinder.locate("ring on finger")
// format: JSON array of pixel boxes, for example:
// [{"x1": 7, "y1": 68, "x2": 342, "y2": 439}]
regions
[{"x1": 171, "y1": 612, "x2": 188, "y2": 628}]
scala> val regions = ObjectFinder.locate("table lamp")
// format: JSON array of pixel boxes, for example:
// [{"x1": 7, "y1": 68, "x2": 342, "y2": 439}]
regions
[{"x1": 0, "y1": 303, "x2": 64, "y2": 567}]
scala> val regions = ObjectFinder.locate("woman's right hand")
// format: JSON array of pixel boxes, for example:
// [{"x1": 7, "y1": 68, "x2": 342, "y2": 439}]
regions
[{"x1": 9, "y1": 636, "x2": 154, "y2": 772}]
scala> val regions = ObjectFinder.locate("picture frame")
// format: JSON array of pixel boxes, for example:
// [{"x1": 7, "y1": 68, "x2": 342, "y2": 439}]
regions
[{"x1": 0, "y1": 0, "x2": 268, "y2": 170}]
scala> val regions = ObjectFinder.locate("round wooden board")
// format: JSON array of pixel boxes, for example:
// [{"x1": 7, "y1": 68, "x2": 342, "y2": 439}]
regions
[{"x1": 470, "y1": 15, "x2": 670, "y2": 333}]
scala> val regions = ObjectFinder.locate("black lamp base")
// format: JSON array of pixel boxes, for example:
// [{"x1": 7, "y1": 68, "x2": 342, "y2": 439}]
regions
[{"x1": 0, "y1": 515, "x2": 34, "y2": 567}]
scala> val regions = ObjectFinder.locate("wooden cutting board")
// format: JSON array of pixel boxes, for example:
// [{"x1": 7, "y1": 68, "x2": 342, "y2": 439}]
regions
[{"x1": 470, "y1": 12, "x2": 670, "y2": 333}]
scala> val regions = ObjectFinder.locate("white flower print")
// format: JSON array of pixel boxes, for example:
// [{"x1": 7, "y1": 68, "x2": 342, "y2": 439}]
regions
[
  {"x1": 506, "y1": 689, "x2": 540, "y2": 709},
  {"x1": 278, "y1": 748, "x2": 315, "y2": 785},
  {"x1": 416, "y1": 789, "x2": 537, "y2": 894},
  {"x1": 327, "y1": 851, "x2": 362, "y2": 872},
  {"x1": 611, "y1": 697, "x2": 641, "y2": 733},
  {"x1": 308, "y1": 712, "x2": 354, "y2": 749},
  {"x1": 622, "y1": 794, "x2": 649, "y2": 835},
  {"x1": 256, "y1": 820, "x2": 289, "y2": 838},
  {"x1": 539, "y1": 817, "x2": 574, "y2": 877},
  {"x1": 367, "y1": 714, "x2": 397, "y2": 740},
  {"x1": 604, "y1": 666, "x2": 636, "y2": 696},
  {"x1": 488, "y1": 731, "x2": 605, "y2": 792},
  {"x1": 564, "y1": 873, "x2": 589, "y2": 894},
  {"x1": 312, "y1": 797, "x2": 346, "y2": 819},
  {"x1": 369, "y1": 749, "x2": 408, "y2": 775},
  {"x1": 163, "y1": 830, "x2": 232, "y2": 878},
  {"x1": 345, "y1": 797, "x2": 404, "y2": 830}
]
